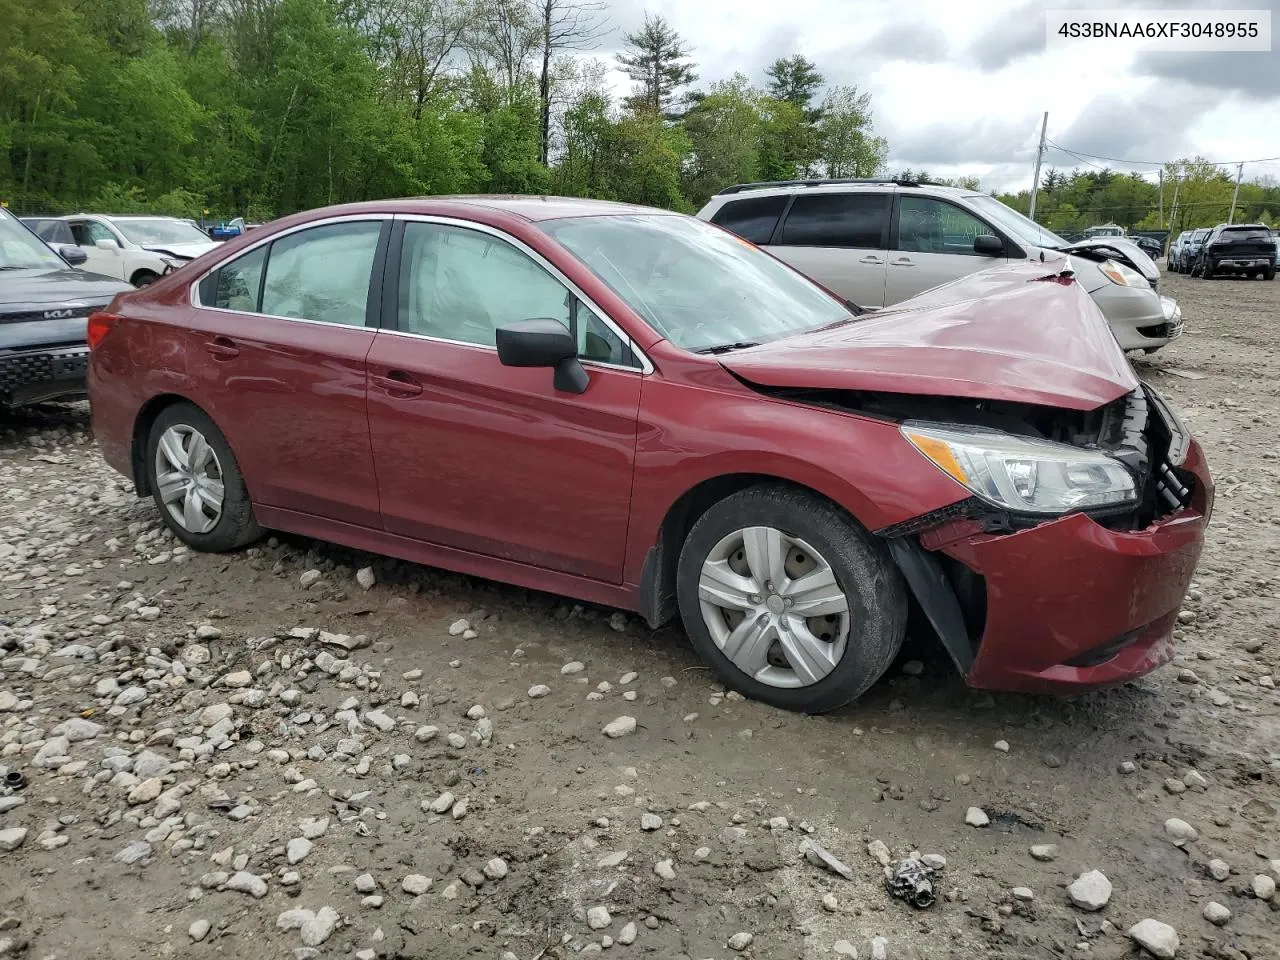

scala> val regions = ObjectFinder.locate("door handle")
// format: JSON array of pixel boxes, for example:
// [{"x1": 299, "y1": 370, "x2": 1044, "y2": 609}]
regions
[
  {"x1": 372, "y1": 371, "x2": 423, "y2": 397},
  {"x1": 890, "y1": 258, "x2": 915, "y2": 266},
  {"x1": 858, "y1": 255, "x2": 884, "y2": 264},
  {"x1": 204, "y1": 336, "x2": 239, "y2": 360}
]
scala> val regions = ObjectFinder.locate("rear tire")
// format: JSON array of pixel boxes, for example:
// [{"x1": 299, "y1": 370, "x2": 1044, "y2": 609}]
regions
[
  {"x1": 145, "y1": 402, "x2": 262, "y2": 552},
  {"x1": 676, "y1": 484, "x2": 907, "y2": 713},
  {"x1": 1266, "y1": 265, "x2": 1277, "y2": 281}
]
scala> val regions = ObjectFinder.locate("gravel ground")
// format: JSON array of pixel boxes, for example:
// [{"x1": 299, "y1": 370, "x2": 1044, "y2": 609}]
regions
[{"x1": 1, "y1": 271, "x2": 1278, "y2": 960}]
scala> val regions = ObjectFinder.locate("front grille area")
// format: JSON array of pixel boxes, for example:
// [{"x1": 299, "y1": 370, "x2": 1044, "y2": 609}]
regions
[
  {"x1": 1137, "y1": 322, "x2": 1174, "y2": 338},
  {"x1": 0, "y1": 346, "x2": 89, "y2": 393}
]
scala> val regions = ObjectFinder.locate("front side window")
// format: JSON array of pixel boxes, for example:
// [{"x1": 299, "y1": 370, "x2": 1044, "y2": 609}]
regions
[
  {"x1": 72, "y1": 221, "x2": 118, "y2": 247},
  {"x1": 259, "y1": 221, "x2": 381, "y2": 326},
  {"x1": 543, "y1": 214, "x2": 851, "y2": 353},
  {"x1": 896, "y1": 196, "x2": 992, "y2": 256},
  {"x1": 710, "y1": 195, "x2": 788, "y2": 245},
  {"x1": 777, "y1": 193, "x2": 889, "y2": 248},
  {"x1": 398, "y1": 222, "x2": 572, "y2": 347},
  {"x1": 0, "y1": 210, "x2": 63, "y2": 269},
  {"x1": 198, "y1": 246, "x2": 267, "y2": 312}
]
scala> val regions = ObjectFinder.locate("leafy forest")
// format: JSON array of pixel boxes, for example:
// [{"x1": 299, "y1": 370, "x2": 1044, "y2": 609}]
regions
[
  {"x1": 0, "y1": 0, "x2": 887, "y2": 219},
  {"x1": 3, "y1": 0, "x2": 1277, "y2": 232}
]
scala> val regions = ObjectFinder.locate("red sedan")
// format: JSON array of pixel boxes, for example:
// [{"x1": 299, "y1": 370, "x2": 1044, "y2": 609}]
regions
[{"x1": 86, "y1": 197, "x2": 1211, "y2": 712}]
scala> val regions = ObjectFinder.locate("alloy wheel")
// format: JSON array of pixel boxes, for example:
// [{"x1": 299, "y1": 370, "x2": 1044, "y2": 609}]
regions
[
  {"x1": 697, "y1": 526, "x2": 850, "y2": 688},
  {"x1": 154, "y1": 423, "x2": 225, "y2": 534}
]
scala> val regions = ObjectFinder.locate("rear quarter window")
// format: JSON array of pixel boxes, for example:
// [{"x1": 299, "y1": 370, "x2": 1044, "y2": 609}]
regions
[{"x1": 709, "y1": 195, "x2": 788, "y2": 244}]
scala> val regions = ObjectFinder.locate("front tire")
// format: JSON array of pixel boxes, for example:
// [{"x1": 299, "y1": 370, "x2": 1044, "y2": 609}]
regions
[
  {"x1": 131, "y1": 270, "x2": 159, "y2": 287},
  {"x1": 676, "y1": 485, "x2": 907, "y2": 713},
  {"x1": 146, "y1": 403, "x2": 261, "y2": 552}
]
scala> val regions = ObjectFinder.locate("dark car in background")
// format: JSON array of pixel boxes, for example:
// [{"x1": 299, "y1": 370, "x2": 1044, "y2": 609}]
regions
[
  {"x1": 1, "y1": 208, "x2": 133, "y2": 408},
  {"x1": 1179, "y1": 228, "x2": 1212, "y2": 274},
  {"x1": 1193, "y1": 223, "x2": 1277, "y2": 280},
  {"x1": 1166, "y1": 230, "x2": 1192, "y2": 272}
]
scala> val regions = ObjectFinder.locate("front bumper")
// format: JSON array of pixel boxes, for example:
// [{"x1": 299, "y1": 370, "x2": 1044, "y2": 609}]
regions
[
  {"x1": 0, "y1": 344, "x2": 90, "y2": 407},
  {"x1": 1089, "y1": 284, "x2": 1182, "y2": 350},
  {"x1": 939, "y1": 438, "x2": 1211, "y2": 694}
]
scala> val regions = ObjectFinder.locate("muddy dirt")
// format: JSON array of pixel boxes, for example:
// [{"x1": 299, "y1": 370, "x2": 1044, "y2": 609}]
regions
[{"x1": 1, "y1": 271, "x2": 1277, "y2": 960}]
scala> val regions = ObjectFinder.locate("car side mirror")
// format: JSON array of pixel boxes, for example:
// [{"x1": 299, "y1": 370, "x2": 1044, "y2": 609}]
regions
[
  {"x1": 495, "y1": 318, "x2": 589, "y2": 394},
  {"x1": 973, "y1": 235, "x2": 1004, "y2": 256},
  {"x1": 56, "y1": 244, "x2": 88, "y2": 266},
  {"x1": 94, "y1": 238, "x2": 118, "y2": 251}
]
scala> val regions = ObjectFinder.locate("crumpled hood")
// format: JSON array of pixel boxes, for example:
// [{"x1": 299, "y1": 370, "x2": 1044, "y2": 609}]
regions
[
  {"x1": 720, "y1": 260, "x2": 1139, "y2": 411},
  {"x1": 1063, "y1": 237, "x2": 1158, "y2": 280}
]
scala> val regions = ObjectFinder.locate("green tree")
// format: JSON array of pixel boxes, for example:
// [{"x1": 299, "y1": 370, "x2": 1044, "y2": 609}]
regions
[
  {"x1": 817, "y1": 85, "x2": 886, "y2": 178},
  {"x1": 616, "y1": 12, "x2": 696, "y2": 119},
  {"x1": 764, "y1": 54, "x2": 823, "y2": 121}
]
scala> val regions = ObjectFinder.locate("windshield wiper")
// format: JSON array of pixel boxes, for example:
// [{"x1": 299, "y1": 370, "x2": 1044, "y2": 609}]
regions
[{"x1": 695, "y1": 340, "x2": 760, "y2": 355}]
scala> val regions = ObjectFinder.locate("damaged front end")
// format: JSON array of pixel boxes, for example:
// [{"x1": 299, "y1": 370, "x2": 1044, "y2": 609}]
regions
[{"x1": 822, "y1": 382, "x2": 1210, "y2": 692}]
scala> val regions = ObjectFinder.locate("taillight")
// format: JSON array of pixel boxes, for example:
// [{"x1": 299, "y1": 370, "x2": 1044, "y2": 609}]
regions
[{"x1": 87, "y1": 311, "x2": 120, "y2": 350}]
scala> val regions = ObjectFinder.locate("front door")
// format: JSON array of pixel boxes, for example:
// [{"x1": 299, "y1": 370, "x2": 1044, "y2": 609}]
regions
[
  {"x1": 186, "y1": 218, "x2": 387, "y2": 527},
  {"x1": 366, "y1": 219, "x2": 643, "y2": 583},
  {"x1": 68, "y1": 220, "x2": 125, "y2": 279},
  {"x1": 884, "y1": 196, "x2": 1007, "y2": 305}
]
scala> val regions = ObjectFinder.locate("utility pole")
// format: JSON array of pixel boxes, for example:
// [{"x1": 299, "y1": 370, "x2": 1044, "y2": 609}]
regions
[
  {"x1": 1028, "y1": 111, "x2": 1048, "y2": 221},
  {"x1": 1229, "y1": 162, "x2": 1243, "y2": 224},
  {"x1": 1158, "y1": 170, "x2": 1163, "y2": 224},
  {"x1": 1167, "y1": 174, "x2": 1180, "y2": 230}
]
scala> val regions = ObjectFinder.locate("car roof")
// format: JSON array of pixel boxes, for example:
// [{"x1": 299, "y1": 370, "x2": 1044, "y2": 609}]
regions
[{"x1": 710, "y1": 180, "x2": 971, "y2": 201}]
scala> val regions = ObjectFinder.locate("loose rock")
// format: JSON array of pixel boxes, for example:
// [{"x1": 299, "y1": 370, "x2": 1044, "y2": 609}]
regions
[{"x1": 1128, "y1": 919, "x2": 1179, "y2": 959}]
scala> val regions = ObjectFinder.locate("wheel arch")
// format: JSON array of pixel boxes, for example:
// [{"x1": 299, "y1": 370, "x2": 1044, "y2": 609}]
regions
[
  {"x1": 129, "y1": 267, "x2": 160, "y2": 287},
  {"x1": 130, "y1": 393, "x2": 205, "y2": 495},
  {"x1": 637, "y1": 472, "x2": 865, "y2": 629}
]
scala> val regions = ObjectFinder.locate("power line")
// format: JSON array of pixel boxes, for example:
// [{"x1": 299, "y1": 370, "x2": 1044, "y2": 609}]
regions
[{"x1": 1044, "y1": 139, "x2": 1280, "y2": 168}]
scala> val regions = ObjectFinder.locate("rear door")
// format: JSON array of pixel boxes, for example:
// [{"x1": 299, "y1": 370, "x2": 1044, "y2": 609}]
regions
[
  {"x1": 764, "y1": 192, "x2": 891, "y2": 307},
  {"x1": 365, "y1": 217, "x2": 643, "y2": 582},
  {"x1": 884, "y1": 195, "x2": 1008, "y2": 305},
  {"x1": 188, "y1": 217, "x2": 388, "y2": 527},
  {"x1": 67, "y1": 220, "x2": 125, "y2": 279}
]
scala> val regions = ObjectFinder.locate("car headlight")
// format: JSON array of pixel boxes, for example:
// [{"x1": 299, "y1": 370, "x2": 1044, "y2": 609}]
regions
[
  {"x1": 901, "y1": 422, "x2": 1137, "y2": 515},
  {"x1": 1099, "y1": 259, "x2": 1148, "y2": 287}
]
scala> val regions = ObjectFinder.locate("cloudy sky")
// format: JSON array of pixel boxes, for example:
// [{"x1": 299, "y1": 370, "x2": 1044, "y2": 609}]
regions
[{"x1": 592, "y1": 0, "x2": 1280, "y2": 192}]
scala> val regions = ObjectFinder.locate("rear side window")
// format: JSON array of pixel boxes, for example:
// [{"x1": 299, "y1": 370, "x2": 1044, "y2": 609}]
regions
[
  {"x1": 709, "y1": 195, "x2": 788, "y2": 244},
  {"x1": 198, "y1": 246, "x2": 267, "y2": 312},
  {"x1": 260, "y1": 221, "x2": 381, "y2": 326},
  {"x1": 776, "y1": 193, "x2": 889, "y2": 248}
]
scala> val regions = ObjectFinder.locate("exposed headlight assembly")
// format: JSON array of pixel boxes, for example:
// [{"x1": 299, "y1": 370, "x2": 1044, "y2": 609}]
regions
[
  {"x1": 902, "y1": 422, "x2": 1137, "y2": 515},
  {"x1": 1099, "y1": 259, "x2": 1149, "y2": 287}
]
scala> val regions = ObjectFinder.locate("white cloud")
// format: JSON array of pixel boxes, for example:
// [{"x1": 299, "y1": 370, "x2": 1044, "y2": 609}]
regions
[{"x1": 592, "y1": 0, "x2": 1280, "y2": 192}]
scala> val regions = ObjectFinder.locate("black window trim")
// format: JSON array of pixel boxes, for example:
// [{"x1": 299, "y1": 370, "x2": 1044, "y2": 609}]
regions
[{"x1": 378, "y1": 214, "x2": 651, "y2": 375}]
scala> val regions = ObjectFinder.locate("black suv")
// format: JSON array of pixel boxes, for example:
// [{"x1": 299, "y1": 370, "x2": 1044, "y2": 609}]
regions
[
  {"x1": 1, "y1": 209, "x2": 132, "y2": 408},
  {"x1": 1193, "y1": 223, "x2": 1277, "y2": 280}
]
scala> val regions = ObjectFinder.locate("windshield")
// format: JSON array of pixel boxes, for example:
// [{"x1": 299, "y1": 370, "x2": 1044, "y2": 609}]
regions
[
  {"x1": 0, "y1": 210, "x2": 64, "y2": 270},
  {"x1": 542, "y1": 214, "x2": 851, "y2": 352},
  {"x1": 964, "y1": 195, "x2": 1070, "y2": 250},
  {"x1": 1219, "y1": 227, "x2": 1272, "y2": 241},
  {"x1": 115, "y1": 218, "x2": 210, "y2": 246}
]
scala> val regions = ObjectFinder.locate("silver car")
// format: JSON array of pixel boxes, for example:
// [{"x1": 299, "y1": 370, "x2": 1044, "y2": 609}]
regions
[{"x1": 697, "y1": 179, "x2": 1181, "y2": 353}]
